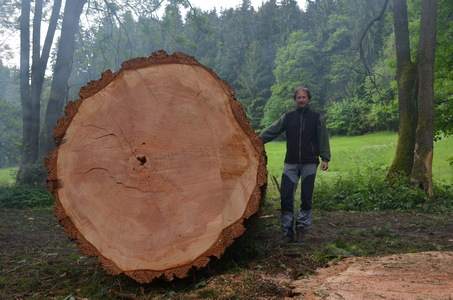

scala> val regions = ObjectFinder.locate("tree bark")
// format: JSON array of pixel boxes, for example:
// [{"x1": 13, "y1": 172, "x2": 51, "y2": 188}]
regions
[
  {"x1": 41, "y1": 0, "x2": 86, "y2": 157},
  {"x1": 17, "y1": 0, "x2": 62, "y2": 184},
  {"x1": 16, "y1": 0, "x2": 37, "y2": 184},
  {"x1": 410, "y1": 0, "x2": 438, "y2": 197},
  {"x1": 31, "y1": 0, "x2": 62, "y2": 158},
  {"x1": 387, "y1": 0, "x2": 418, "y2": 178},
  {"x1": 44, "y1": 50, "x2": 267, "y2": 283},
  {"x1": 29, "y1": 0, "x2": 43, "y2": 165},
  {"x1": 19, "y1": 0, "x2": 32, "y2": 166}
]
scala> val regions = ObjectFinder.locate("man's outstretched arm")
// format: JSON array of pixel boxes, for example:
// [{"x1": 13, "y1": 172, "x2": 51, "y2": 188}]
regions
[
  {"x1": 317, "y1": 114, "x2": 331, "y2": 162},
  {"x1": 259, "y1": 113, "x2": 286, "y2": 144}
]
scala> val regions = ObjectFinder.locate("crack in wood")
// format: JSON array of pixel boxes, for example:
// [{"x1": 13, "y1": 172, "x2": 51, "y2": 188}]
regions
[
  {"x1": 81, "y1": 165, "x2": 176, "y2": 194},
  {"x1": 106, "y1": 96, "x2": 137, "y2": 157},
  {"x1": 81, "y1": 123, "x2": 109, "y2": 132},
  {"x1": 94, "y1": 133, "x2": 118, "y2": 140}
]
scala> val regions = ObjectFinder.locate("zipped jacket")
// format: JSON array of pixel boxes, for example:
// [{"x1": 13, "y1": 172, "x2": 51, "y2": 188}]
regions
[{"x1": 259, "y1": 105, "x2": 331, "y2": 164}]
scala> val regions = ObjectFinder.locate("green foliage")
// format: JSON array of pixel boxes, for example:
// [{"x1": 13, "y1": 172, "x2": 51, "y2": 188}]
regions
[
  {"x1": 314, "y1": 166, "x2": 453, "y2": 212},
  {"x1": 15, "y1": 162, "x2": 48, "y2": 186},
  {"x1": 0, "y1": 63, "x2": 21, "y2": 168},
  {"x1": 236, "y1": 41, "x2": 270, "y2": 129},
  {"x1": 0, "y1": 185, "x2": 53, "y2": 209},
  {"x1": 435, "y1": 96, "x2": 453, "y2": 140},
  {"x1": 66, "y1": 0, "x2": 453, "y2": 136},
  {"x1": 447, "y1": 155, "x2": 453, "y2": 166},
  {"x1": 371, "y1": 0, "x2": 453, "y2": 138},
  {"x1": 325, "y1": 96, "x2": 398, "y2": 136},
  {"x1": 1, "y1": 0, "x2": 451, "y2": 195},
  {"x1": 325, "y1": 96, "x2": 371, "y2": 135},
  {"x1": 263, "y1": 0, "x2": 393, "y2": 129},
  {"x1": 261, "y1": 31, "x2": 322, "y2": 128},
  {"x1": 368, "y1": 99, "x2": 399, "y2": 131},
  {"x1": 0, "y1": 167, "x2": 17, "y2": 185},
  {"x1": 0, "y1": 98, "x2": 21, "y2": 167},
  {"x1": 433, "y1": 0, "x2": 453, "y2": 138}
]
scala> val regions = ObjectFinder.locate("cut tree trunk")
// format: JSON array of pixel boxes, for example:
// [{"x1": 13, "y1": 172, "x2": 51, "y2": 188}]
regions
[{"x1": 44, "y1": 50, "x2": 267, "y2": 283}]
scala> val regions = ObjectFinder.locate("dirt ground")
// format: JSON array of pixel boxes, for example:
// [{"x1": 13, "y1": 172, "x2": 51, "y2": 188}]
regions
[
  {"x1": 291, "y1": 251, "x2": 453, "y2": 299},
  {"x1": 1, "y1": 207, "x2": 453, "y2": 299}
]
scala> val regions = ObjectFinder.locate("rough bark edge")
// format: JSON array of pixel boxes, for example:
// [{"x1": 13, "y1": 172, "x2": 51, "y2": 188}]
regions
[{"x1": 43, "y1": 49, "x2": 268, "y2": 283}]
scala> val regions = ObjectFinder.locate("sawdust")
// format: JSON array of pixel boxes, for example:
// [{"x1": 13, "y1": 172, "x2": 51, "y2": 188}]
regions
[{"x1": 290, "y1": 251, "x2": 453, "y2": 300}]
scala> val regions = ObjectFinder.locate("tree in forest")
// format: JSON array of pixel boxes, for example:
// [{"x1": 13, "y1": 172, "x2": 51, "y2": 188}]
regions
[
  {"x1": 161, "y1": 0, "x2": 187, "y2": 53},
  {"x1": 214, "y1": 0, "x2": 256, "y2": 88},
  {"x1": 387, "y1": 0, "x2": 438, "y2": 198},
  {"x1": 40, "y1": 0, "x2": 87, "y2": 159},
  {"x1": 184, "y1": 8, "x2": 220, "y2": 67},
  {"x1": 18, "y1": 0, "x2": 31, "y2": 179},
  {"x1": 16, "y1": 0, "x2": 70, "y2": 185},
  {"x1": 410, "y1": 0, "x2": 437, "y2": 197},
  {"x1": 236, "y1": 41, "x2": 269, "y2": 129},
  {"x1": 387, "y1": 0, "x2": 418, "y2": 178}
]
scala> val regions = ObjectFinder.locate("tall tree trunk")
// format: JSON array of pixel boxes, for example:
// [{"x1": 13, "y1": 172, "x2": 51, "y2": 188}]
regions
[
  {"x1": 387, "y1": 0, "x2": 418, "y2": 178},
  {"x1": 30, "y1": 0, "x2": 43, "y2": 166},
  {"x1": 41, "y1": 0, "x2": 86, "y2": 157},
  {"x1": 410, "y1": 0, "x2": 438, "y2": 197},
  {"x1": 31, "y1": 0, "x2": 62, "y2": 158},
  {"x1": 17, "y1": 0, "x2": 33, "y2": 183},
  {"x1": 18, "y1": 0, "x2": 63, "y2": 185}
]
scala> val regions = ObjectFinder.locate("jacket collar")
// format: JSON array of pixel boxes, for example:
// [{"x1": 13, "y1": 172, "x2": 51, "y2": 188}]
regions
[{"x1": 296, "y1": 104, "x2": 310, "y2": 113}]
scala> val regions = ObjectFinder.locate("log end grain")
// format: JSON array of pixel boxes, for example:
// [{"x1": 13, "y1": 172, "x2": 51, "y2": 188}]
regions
[{"x1": 44, "y1": 50, "x2": 268, "y2": 283}]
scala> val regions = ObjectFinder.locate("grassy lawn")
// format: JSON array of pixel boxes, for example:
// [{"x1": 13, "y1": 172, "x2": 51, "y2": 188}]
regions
[
  {"x1": 264, "y1": 131, "x2": 452, "y2": 196},
  {"x1": 0, "y1": 167, "x2": 17, "y2": 186}
]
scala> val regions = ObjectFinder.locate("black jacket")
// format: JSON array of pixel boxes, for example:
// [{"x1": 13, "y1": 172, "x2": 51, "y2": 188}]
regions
[{"x1": 259, "y1": 105, "x2": 331, "y2": 164}]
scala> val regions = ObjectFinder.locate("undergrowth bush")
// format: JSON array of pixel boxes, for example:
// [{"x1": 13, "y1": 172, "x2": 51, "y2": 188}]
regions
[
  {"x1": 314, "y1": 164, "x2": 453, "y2": 212},
  {"x1": 326, "y1": 97, "x2": 398, "y2": 135},
  {"x1": 0, "y1": 185, "x2": 53, "y2": 208}
]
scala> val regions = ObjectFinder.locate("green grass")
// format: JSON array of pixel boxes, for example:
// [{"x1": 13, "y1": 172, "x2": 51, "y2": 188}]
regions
[
  {"x1": 0, "y1": 167, "x2": 53, "y2": 209},
  {"x1": 0, "y1": 185, "x2": 53, "y2": 208},
  {"x1": 264, "y1": 131, "x2": 452, "y2": 185},
  {"x1": 0, "y1": 167, "x2": 17, "y2": 186},
  {"x1": 264, "y1": 131, "x2": 453, "y2": 211}
]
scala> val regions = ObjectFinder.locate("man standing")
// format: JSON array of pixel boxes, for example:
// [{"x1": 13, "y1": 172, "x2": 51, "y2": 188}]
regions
[{"x1": 259, "y1": 86, "x2": 331, "y2": 243}]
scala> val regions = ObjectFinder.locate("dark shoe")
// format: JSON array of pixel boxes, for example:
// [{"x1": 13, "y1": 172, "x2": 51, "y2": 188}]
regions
[
  {"x1": 295, "y1": 227, "x2": 308, "y2": 243},
  {"x1": 280, "y1": 230, "x2": 295, "y2": 243}
]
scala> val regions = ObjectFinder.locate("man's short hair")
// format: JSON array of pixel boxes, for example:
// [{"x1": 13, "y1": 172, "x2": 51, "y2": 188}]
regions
[{"x1": 293, "y1": 86, "x2": 311, "y2": 101}]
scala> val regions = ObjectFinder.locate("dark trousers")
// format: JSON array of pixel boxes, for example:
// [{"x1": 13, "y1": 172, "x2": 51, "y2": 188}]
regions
[{"x1": 280, "y1": 163, "x2": 317, "y2": 235}]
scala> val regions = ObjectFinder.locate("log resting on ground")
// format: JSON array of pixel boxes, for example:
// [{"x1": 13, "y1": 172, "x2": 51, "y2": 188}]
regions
[{"x1": 44, "y1": 50, "x2": 267, "y2": 283}]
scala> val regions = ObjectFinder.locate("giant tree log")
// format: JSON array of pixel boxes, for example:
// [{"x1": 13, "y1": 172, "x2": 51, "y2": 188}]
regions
[{"x1": 44, "y1": 50, "x2": 267, "y2": 283}]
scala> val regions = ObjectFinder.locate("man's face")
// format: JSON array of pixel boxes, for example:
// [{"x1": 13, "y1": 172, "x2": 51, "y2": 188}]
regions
[{"x1": 295, "y1": 89, "x2": 309, "y2": 107}]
